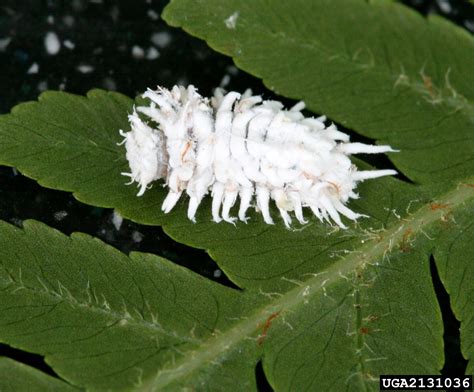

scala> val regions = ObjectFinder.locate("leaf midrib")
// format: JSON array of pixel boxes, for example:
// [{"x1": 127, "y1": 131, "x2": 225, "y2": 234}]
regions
[{"x1": 141, "y1": 178, "x2": 474, "y2": 390}]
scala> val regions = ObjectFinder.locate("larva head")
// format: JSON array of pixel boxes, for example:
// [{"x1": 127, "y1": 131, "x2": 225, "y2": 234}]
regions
[
  {"x1": 120, "y1": 109, "x2": 168, "y2": 196},
  {"x1": 121, "y1": 85, "x2": 215, "y2": 196}
]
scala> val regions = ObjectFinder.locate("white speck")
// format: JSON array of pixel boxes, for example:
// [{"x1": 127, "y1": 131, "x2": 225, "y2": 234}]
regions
[
  {"x1": 47, "y1": 15, "x2": 55, "y2": 24},
  {"x1": 76, "y1": 64, "x2": 94, "y2": 73},
  {"x1": 44, "y1": 32, "x2": 61, "y2": 55},
  {"x1": 63, "y1": 15, "x2": 75, "y2": 27},
  {"x1": 54, "y1": 211, "x2": 68, "y2": 221},
  {"x1": 0, "y1": 37, "x2": 11, "y2": 51},
  {"x1": 147, "y1": 9, "x2": 159, "y2": 20},
  {"x1": 219, "y1": 74, "x2": 231, "y2": 88},
  {"x1": 27, "y1": 63, "x2": 39, "y2": 74},
  {"x1": 177, "y1": 77, "x2": 188, "y2": 86},
  {"x1": 131, "y1": 231, "x2": 144, "y2": 243},
  {"x1": 132, "y1": 45, "x2": 145, "y2": 59},
  {"x1": 213, "y1": 269, "x2": 222, "y2": 278},
  {"x1": 226, "y1": 65, "x2": 239, "y2": 75},
  {"x1": 436, "y1": 0, "x2": 451, "y2": 13},
  {"x1": 146, "y1": 46, "x2": 160, "y2": 60},
  {"x1": 63, "y1": 39, "x2": 75, "y2": 50},
  {"x1": 194, "y1": 49, "x2": 207, "y2": 61},
  {"x1": 464, "y1": 19, "x2": 474, "y2": 33},
  {"x1": 150, "y1": 31, "x2": 172, "y2": 48},
  {"x1": 102, "y1": 77, "x2": 117, "y2": 91},
  {"x1": 112, "y1": 210, "x2": 123, "y2": 231},
  {"x1": 110, "y1": 6, "x2": 120, "y2": 21},
  {"x1": 224, "y1": 12, "x2": 239, "y2": 29},
  {"x1": 11, "y1": 218, "x2": 23, "y2": 227},
  {"x1": 37, "y1": 80, "x2": 48, "y2": 91},
  {"x1": 11, "y1": 168, "x2": 18, "y2": 176},
  {"x1": 71, "y1": 0, "x2": 84, "y2": 11}
]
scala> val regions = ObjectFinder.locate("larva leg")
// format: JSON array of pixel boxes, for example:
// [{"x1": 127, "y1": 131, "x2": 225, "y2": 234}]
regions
[
  {"x1": 278, "y1": 208, "x2": 292, "y2": 228},
  {"x1": 222, "y1": 188, "x2": 238, "y2": 224},
  {"x1": 310, "y1": 205, "x2": 325, "y2": 223},
  {"x1": 310, "y1": 201, "x2": 331, "y2": 224},
  {"x1": 319, "y1": 195, "x2": 346, "y2": 229},
  {"x1": 331, "y1": 197, "x2": 366, "y2": 221},
  {"x1": 137, "y1": 182, "x2": 149, "y2": 197},
  {"x1": 211, "y1": 182, "x2": 225, "y2": 223},
  {"x1": 162, "y1": 191, "x2": 182, "y2": 213},
  {"x1": 187, "y1": 196, "x2": 202, "y2": 223},
  {"x1": 256, "y1": 186, "x2": 274, "y2": 225},
  {"x1": 238, "y1": 187, "x2": 253, "y2": 223},
  {"x1": 290, "y1": 192, "x2": 308, "y2": 224}
]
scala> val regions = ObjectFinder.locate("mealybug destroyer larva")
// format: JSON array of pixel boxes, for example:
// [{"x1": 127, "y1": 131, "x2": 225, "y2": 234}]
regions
[{"x1": 119, "y1": 85, "x2": 397, "y2": 228}]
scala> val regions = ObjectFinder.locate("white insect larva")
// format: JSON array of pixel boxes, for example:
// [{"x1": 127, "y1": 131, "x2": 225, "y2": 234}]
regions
[{"x1": 119, "y1": 85, "x2": 398, "y2": 228}]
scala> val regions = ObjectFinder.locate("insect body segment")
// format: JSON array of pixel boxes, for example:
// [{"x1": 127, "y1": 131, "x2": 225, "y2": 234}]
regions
[{"x1": 120, "y1": 85, "x2": 397, "y2": 228}]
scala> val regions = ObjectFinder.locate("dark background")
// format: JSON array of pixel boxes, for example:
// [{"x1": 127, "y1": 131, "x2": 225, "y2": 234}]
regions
[{"x1": 0, "y1": 0, "x2": 473, "y2": 389}]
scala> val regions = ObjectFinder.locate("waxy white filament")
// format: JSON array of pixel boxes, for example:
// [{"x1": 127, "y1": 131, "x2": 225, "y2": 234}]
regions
[{"x1": 120, "y1": 85, "x2": 397, "y2": 228}]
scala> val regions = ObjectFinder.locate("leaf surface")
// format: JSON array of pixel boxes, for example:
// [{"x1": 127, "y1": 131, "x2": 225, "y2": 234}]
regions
[
  {"x1": 0, "y1": 197, "x2": 472, "y2": 390},
  {"x1": 162, "y1": 0, "x2": 474, "y2": 186},
  {"x1": 0, "y1": 97, "x2": 473, "y2": 388},
  {"x1": 0, "y1": 177, "x2": 473, "y2": 390},
  {"x1": 0, "y1": 220, "x2": 263, "y2": 390},
  {"x1": 0, "y1": 357, "x2": 78, "y2": 391}
]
